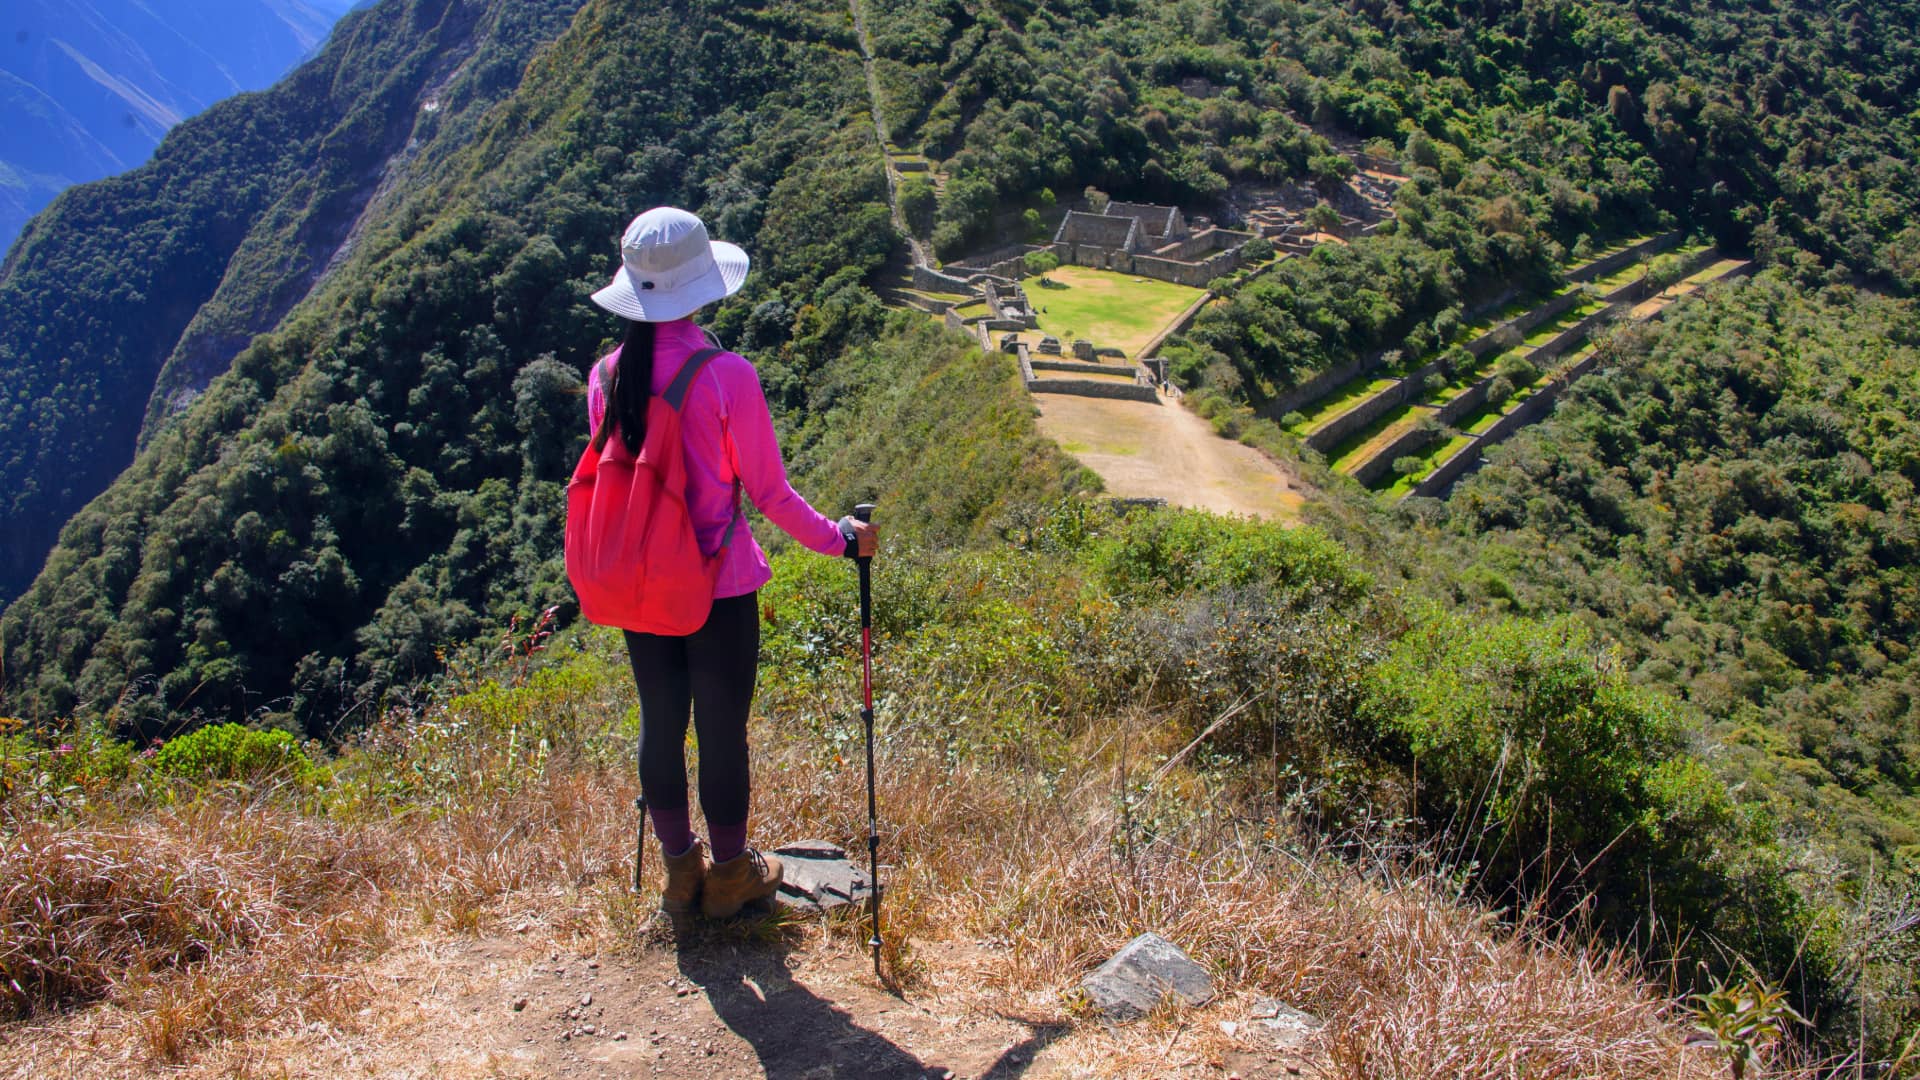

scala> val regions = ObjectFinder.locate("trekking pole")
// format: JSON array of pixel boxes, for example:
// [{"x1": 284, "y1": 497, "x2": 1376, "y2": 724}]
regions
[
  {"x1": 633, "y1": 795, "x2": 647, "y2": 895},
  {"x1": 853, "y1": 502, "x2": 883, "y2": 978}
]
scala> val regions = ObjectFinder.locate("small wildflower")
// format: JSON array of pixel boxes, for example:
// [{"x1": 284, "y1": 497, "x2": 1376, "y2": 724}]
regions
[{"x1": 55, "y1": 744, "x2": 75, "y2": 755}]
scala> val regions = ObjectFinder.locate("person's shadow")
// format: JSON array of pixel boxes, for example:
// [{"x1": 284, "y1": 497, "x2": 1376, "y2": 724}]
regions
[{"x1": 674, "y1": 929, "x2": 1063, "y2": 1079}]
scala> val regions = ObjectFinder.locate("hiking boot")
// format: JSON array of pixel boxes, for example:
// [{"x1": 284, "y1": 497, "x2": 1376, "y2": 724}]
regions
[
  {"x1": 701, "y1": 846, "x2": 783, "y2": 919},
  {"x1": 660, "y1": 840, "x2": 707, "y2": 915}
]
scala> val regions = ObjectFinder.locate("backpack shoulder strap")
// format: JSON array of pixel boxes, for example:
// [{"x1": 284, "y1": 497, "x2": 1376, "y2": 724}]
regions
[{"x1": 662, "y1": 348, "x2": 725, "y2": 411}]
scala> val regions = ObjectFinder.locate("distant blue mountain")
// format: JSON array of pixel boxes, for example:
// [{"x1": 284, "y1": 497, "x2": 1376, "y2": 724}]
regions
[{"x1": 0, "y1": 0, "x2": 356, "y2": 251}]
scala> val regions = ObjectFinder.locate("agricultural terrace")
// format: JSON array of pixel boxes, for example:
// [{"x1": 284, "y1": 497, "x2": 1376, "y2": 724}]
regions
[
  {"x1": 1029, "y1": 266, "x2": 1204, "y2": 357},
  {"x1": 1383, "y1": 252, "x2": 1749, "y2": 497},
  {"x1": 1289, "y1": 238, "x2": 1731, "y2": 495}
]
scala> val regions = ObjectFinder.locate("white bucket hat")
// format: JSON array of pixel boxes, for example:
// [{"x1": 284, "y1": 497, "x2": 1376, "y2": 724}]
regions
[{"x1": 590, "y1": 207, "x2": 750, "y2": 322}]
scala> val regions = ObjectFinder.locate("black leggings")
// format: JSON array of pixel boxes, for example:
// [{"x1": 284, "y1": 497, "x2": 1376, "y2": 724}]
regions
[{"x1": 622, "y1": 592, "x2": 760, "y2": 827}]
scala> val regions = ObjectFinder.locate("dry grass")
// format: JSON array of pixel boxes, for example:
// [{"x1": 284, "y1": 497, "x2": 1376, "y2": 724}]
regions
[
  {"x1": 0, "y1": 646, "x2": 1772, "y2": 1078},
  {"x1": 0, "y1": 757, "x2": 644, "y2": 1070},
  {"x1": 749, "y1": 713, "x2": 1730, "y2": 1080}
]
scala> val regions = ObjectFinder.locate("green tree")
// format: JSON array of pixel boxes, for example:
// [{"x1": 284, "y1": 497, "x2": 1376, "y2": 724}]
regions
[{"x1": 899, "y1": 176, "x2": 936, "y2": 235}]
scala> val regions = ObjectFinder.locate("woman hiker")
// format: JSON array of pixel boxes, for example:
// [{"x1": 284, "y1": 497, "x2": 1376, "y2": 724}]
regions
[{"x1": 581, "y1": 206, "x2": 878, "y2": 919}]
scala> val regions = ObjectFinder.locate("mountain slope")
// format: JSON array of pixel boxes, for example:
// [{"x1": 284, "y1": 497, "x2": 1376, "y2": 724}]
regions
[
  {"x1": 0, "y1": 0, "x2": 913, "y2": 732},
  {"x1": 0, "y1": 0, "x2": 586, "y2": 606},
  {"x1": 0, "y1": 0, "x2": 359, "y2": 250}
]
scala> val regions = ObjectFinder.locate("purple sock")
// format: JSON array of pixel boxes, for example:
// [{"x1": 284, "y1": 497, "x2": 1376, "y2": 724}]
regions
[
  {"x1": 649, "y1": 804, "x2": 695, "y2": 856},
  {"x1": 709, "y1": 822, "x2": 748, "y2": 865}
]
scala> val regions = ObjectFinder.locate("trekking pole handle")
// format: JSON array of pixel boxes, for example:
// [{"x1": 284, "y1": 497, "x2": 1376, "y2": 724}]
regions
[{"x1": 852, "y1": 503, "x2": 875, "y2": 628}]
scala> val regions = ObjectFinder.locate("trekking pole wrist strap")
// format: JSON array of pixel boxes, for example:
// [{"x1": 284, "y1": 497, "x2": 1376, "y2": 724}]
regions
[{"x1": 838, "y1": 515, "x2": 860, "y2": 558}]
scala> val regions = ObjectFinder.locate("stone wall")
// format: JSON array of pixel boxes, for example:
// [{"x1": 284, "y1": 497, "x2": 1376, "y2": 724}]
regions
[
  {"x1": 1264, "y1": 350, "x2": 1389, "y2": 420},
  {"x1": 1138, "y1": 289, "x2": 1218, "y2": 364},
  {"x1": 1131, "y1": 250, "x2": 1242, "y2": 287},
  {"x1": 1028, "y1": 379, "x2": 1159, "y2": 403},
  {"x1": 950, "y1": 240, "x2": 1045, "y2": 270},
  {"x1": 1525, "y1": 306, "x2": 1615, "y2": 368},
  {"x1": 1058, "y1": 244, "x2": 1228, "y2": 282},
  {"x1": 1304, "y1": 354, "x2": 1448, "y2": 454},
  {"x1": 1351, "y1": 421, "x2": 1440, "y2": 488},
  {"x1": 1106, "y1": 201, "x2": 1185, "y2": 239},
  {"x1": 1594, "y1": 244, "x2": 1720, "y2": 306},
  {"x1": 1470, "y1": 289, "x2": 1580, "y2": 357},
  {"x1": 1028, "y1": 359, "x2": 1141, "y2": 377},
  {"x1": 1566, "y1": 231, "x2": 1683, "y2": 284},
  {"x1": 1409, "y1": 346, "x2": 1607, "y2": 498},
  {"x1": 1306, "y1": 377, "x2": 1401, "y2": 454},
  {"x1": 952, "y1": 241, "x2": 1051, "y2": 281},
  {"x1": 1055, "y1": 211, "x2": 1139, "y2": 252},
  {"x1": 900, "y1": 293, "x2": 958, "y2": 314},
  {"x1": 915, "y1": 265, "x2": 976, "y2": 293},
  {"x1": 970, "y1": 253, "x2": 1032, "y2": 280},
  {"x1": 1434, "y1": 378, "x2": 1494, "y2": 428},
  {"x1": 1153, "y1": 227, "x2": 1252, "y2": 261}
]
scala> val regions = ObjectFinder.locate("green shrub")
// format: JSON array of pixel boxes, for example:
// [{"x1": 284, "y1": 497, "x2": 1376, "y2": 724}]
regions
[
  {"x1": 1091, "y1": 509, "x2": 1372, "y2": 609},
  {"x1": 152, "y1": 724, "x2": 324, "y2": 787},
  {"x1": 0, "y1": 725, "x2": 135, "y2": 801},
  {"x1": 1495, "y1": 353, "x2": 1539, "y2": 386},
  {"x1": 1362, "y1": 608, "x2": 1747, "y2": 930},
  {"x1": 899, "y1": 177, "x2": 936, "y2": 235},
  {"x1": 1485, "y1": 374, "x2": 1515, "y2": 406},
  {"x1": 1281, "y1": 410, "x2": 1307, "y2": 429}
]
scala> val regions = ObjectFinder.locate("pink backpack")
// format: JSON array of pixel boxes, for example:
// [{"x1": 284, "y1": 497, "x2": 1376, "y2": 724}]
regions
[{"x1": 565, "y1": 348, "x2": 738, "y2": 634}]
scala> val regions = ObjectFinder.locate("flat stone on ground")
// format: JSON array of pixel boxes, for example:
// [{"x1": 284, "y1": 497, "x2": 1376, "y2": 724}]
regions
[
  {"x1": 771, "y1": 840, "x2": 874, "y2": 914},
  {"x1": 1249, "y1": 997, "x2": 1324, "y2": 1050},
  {"x1": 1080, "y1": 932, "x2": 1214, "y2": 1021}
]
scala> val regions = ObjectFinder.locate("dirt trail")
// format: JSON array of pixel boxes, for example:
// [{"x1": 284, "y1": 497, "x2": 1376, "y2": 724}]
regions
[
  {"x1": 1036, "y1": 392, "x2": 1307, "y2": 520},
  {"x1": 400, "y1": 933, "x2": 1062, "y2": 1079},
  {"x1": 10, "y1": 918, "x2": 1329, "y2": 1080}
]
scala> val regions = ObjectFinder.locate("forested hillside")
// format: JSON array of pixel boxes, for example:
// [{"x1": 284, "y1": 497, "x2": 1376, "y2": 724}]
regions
[
  {"x1": 1379, "y1": 275, "x2": 1920, "y2": 880},
  {"x1": 0, "y1": 0, "x2": 357, "y2": 250},
  {"x1": 0, "y1": 0, "x2": 950, "y2": 734},
  {"x1": 0, "y1": 0, "x2": 585, "y2": 606}
]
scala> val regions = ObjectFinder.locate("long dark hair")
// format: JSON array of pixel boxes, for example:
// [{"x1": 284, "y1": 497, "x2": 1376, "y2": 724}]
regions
[{"x1": 593, "y1": 319, "x2": 656, "y2": 454}]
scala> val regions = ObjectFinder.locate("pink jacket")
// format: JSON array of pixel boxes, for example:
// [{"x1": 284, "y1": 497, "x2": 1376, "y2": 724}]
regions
[{"x1": 586, "y1": 318, "x2": 845, "y2": 599}]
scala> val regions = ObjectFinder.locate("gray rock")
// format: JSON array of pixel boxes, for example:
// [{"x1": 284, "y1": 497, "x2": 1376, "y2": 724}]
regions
[
  {"x1": 772, "y1": 840, "x2": 874, "y2": 914},
  {"x1": 1249, "y1": 997, "x2": 1324, "y2": 1049},
  {"x1": 1080, "y1": 932, "x2": 1214, "y2": 1020}
]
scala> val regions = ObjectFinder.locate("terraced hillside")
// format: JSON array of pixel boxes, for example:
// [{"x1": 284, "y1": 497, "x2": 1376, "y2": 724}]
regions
[
  {"x1": 1384, "y1": 254, "x2": 1755, "y2": 499},
  {"x1": 1260, "y1": 232, "x2": 1753, "y2": 498},
  {"x1": 1279, "y1": 234, "x2": 1679, "y2": 444}
]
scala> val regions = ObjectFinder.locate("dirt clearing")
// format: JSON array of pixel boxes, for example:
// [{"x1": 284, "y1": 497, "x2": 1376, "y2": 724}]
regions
[{"x1": 1035, "y1": 392, "x2": 1306, "y2": 520}]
